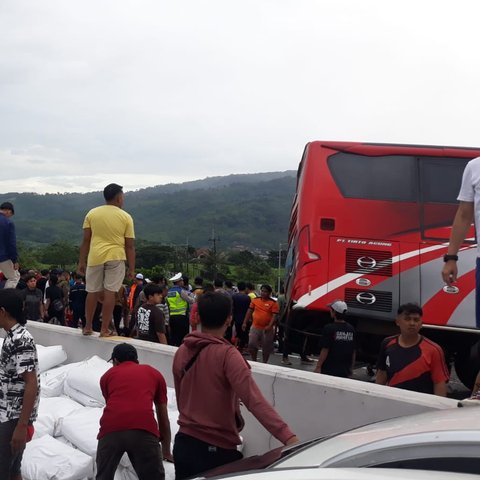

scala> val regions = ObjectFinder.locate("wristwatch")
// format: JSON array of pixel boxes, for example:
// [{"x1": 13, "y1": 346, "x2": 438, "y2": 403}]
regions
[{"x1": 443, "y1": 254, "x2": 459, "y2": 262}]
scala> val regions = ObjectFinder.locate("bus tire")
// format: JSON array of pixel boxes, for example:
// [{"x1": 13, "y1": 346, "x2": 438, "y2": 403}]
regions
[{"x1": 454, "y1": 341, "x2": 480, "y2": 390}]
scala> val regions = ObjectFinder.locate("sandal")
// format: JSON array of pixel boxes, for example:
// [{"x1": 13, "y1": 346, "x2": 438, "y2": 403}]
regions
[
  {"x1": 82, "y1": 329, "x2": 93, "y2": 336},
  {"x1": 99, "y1": 331, "x2": 116, "y2": 338}
]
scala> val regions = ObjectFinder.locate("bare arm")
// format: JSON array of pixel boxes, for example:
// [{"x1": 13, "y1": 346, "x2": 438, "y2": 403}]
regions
[
  {"x1": 125, "y1": 237, "x2": 135, "y2": 281},
  {"x1": 314, "y1": 348, "x2": 329, "y2": 374},
  {"x1": 156, "y1": 332, "x2": 168, "y2": 345},
  {"x1": 155, "y1": 402, "x2": 172, "y2": 461},
  {"x1": 242, "y1": 309, "x2": 253, "y2": 331},
  {"x1": 78, "y1": 228, "x2": 92, "y2": 276},
  {"x1": 266, "y1": 313, "x2": 278, "y2": 331},
  {"x1": 441, "y1": 201, "x2": 474, "y2": 285},
  {"x1": 433, "y1": 381, "x2": 447, "y2": 397},
  {"x1": 375, "y1": 369, "x2": 388, "y2": 385},
  {"x1": 11, "y1": 370, "x2": 38, "y2": 454}
]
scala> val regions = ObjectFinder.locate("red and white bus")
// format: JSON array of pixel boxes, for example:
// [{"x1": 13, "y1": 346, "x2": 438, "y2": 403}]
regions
[{"x1": 285, "y1": 141, "x2": 480, "y2": 387}]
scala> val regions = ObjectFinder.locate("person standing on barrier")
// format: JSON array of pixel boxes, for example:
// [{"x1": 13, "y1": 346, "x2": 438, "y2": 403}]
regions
[
  {"x1": 376, "y1": 303, "x2": 449, "y2": 396},
  {"x1": 0, "y1": 202, "x2": 20, "y2": 289},
  {"x1": 0, "y1": 289, "x2": 40, "y2": 480},
  {"x1": 78, "y1": 183, "x2": 136, "y2": 337},
  {"x1": 96, "y1": 343, "x2": 172, "y2": 480},
  {"x1": 314, "y1": 300, "x2": 356, "y2": 377},
  {"x1": 173, "y1": 292, "x2": 299, "y2": 480}
]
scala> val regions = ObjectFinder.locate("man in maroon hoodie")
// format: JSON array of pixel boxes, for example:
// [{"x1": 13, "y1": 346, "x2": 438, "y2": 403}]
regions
[{"x1": 172, "y1": 292, "x2": 298, "y2": 480}]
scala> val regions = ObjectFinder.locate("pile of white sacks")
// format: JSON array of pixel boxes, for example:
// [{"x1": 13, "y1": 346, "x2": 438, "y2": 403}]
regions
[{"x1": 0, "y1": 338, "x2": 177, "y2": 480}]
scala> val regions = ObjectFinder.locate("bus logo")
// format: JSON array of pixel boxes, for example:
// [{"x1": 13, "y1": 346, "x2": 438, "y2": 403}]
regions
[
  {"x1": 356, "y1": 278, "x2": 371, "y2": 287},
  {"x1": 356, "y1": 292, "x2": 376, "y2": 305},
  {"x1": 443, "y1": 285, "x2": 459, "y2": 294},
  {"x1": 357, "y1": 256, "x2": 377, "y2": 269}
]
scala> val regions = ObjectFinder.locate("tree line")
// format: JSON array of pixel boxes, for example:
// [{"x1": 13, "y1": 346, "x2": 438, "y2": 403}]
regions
[{"x1": 18, "y1": 240, "x2": 287, "y2": 287}]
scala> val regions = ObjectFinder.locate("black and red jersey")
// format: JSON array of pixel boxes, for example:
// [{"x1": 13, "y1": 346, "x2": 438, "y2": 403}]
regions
[{"x1": 377, "y1": 335, "x2": 449, "y2": 394}]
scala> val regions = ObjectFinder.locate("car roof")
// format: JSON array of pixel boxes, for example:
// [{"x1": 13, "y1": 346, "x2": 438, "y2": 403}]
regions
[
  {"x1": 212, "y1": 467, "x2": 480, "y2": 480},
  {"x1": 276, "y1": 406, "x2": 480, "y2": 468}
]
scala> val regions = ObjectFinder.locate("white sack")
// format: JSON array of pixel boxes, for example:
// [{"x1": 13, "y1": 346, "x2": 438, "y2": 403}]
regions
[
  {"x1": 22, "y1": 434, "x2": 94, "y2": 480},
  {"x1": 63, "y1": 382, "x2": 105, "y2": 408},
  {"x1": 64, "y1": 355, "x2": 111, "y2": 406},
  {"x1": 37, "y1": 345, "x2": 68, "y2": 373},
  {"x1": 164, "y1": 461, "x2": 175, "y2": 480},
  {"x1": 37, "y1": 396, "x2": 84, "y2": 436},
  {"x1": 166, "y1": 387, "x2": 177, "y2": 411},
  {"x1": 40, "y1": 362, "x2": 82, "y2": 398},
  {"x1": 113, "y1": 459, "x2": 174, "y2": 480},
  {"x1": 60, "y1": 407, "x2": 103, "y2": 457},
  {"x1": 114, "y1": 466, "x2": 138, "y2": 480},
  {"x1": 32, "y1": 411, "x2": 55, "y2": 439}
]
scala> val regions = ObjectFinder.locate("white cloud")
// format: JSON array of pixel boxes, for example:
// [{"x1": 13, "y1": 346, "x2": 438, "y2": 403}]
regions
[{"x1": 1, "y1": 0, "x2": 480, "y2": 192}]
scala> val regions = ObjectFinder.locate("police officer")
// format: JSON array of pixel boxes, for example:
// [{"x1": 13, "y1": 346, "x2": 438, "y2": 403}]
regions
[{"x1": 166, "y1": 273, "x2": 194, "y2": 346}]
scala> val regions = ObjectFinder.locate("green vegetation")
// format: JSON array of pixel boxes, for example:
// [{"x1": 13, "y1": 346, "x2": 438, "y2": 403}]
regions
[{"x1": 5, "y1": 171, "x2": 296, "y2": 287}]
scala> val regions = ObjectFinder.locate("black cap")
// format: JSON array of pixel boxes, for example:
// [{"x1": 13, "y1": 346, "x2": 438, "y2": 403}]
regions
[
  {"x1": 108, "y1": 343, "x2": 138, "y2": 363},
  {"x1": 0, "y1": 202, "x2": 14, "y2": 214}
]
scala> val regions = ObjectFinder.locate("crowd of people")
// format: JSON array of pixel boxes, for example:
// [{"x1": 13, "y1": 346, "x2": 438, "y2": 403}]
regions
[
  {"x1": 1, "y1": 265, "x2": 292, "y2": 361},
  {"x1": 0, "y1": 183, "x2": 459, "y2": 480}
]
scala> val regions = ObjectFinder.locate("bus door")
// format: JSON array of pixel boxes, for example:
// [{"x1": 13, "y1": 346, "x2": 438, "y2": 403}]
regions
[
  {"x1": 419, "y1": 157, "x2": 476, "y2": 328},
  {"x1": 328, "y1": 237, "x2": 400, "y2": 320}
]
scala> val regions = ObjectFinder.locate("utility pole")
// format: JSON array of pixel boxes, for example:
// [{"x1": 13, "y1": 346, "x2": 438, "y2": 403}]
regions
[
  {"x1": 277, "y1": 242, "x2": 285, "y2": 294},
  {"x1": 209, "y1": 227, "x2": 220, "y2": 279},
  {"x1": 186, "y1": 237, "x2": 189, "y2": 276},
  {"x1": 277, "y1": 243, "x2": 281, "y2": 294}
]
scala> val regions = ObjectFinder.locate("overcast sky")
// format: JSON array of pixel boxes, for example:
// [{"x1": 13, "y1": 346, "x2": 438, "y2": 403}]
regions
[{"x1": 1, "y1": 0, "x2": 479, "y2": 193}]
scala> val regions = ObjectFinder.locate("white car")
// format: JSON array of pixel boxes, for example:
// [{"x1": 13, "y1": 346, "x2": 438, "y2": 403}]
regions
[
  {"x1": 203, "y1": 406, "x2": 480, "y2": 477},
  {"x1": 205, "y1": 468, "x2": 480, "y2": 480}
]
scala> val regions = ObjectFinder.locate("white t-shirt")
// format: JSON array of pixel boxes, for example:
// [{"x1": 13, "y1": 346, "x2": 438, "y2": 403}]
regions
[{"x1": 457, "y1": 157, "x2": 480, "y2": 255}]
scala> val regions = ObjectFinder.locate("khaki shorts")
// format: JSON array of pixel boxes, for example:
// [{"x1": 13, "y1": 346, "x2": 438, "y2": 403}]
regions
[
  {"x1": 86, "y1": 261, "x2": 125, "y2": 293},
  {"x1": 248, "y1": 327, "x2": 275, "y2": 355}
]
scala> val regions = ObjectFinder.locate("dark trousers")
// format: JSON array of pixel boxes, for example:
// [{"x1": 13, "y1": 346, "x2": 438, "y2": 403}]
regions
[
  {"x1": 71, "y1": 307, "x2": 86, "y2": 329},
  {"x1": 234, "y1": 320, "x2": 249, "y2": 349},
  {"x1": 0, "y1": 419, "x2": 24, "y2": 480},
  {"x1": 169, "y1": 315, "x2": 189, "y2": 346},
  {"x1": 48, "y1": 309, "x2": 65, "y2": 326},
  {"x1": 113, "y1": 305, "x2": 123, "y2": 333},
  {"x1": 173, "y1": 432, "x2": 242, "y2": 480},
  {"x1": 96, "y1": 429, "x2": 164, "y2": 480}
]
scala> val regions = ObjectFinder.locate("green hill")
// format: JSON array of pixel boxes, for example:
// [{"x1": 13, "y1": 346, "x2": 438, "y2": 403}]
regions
[{"x1": 0, "y1": 171, "x2": 297, "y2": 249}]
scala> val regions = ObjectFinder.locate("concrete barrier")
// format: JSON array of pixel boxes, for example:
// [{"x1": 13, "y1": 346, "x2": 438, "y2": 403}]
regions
[{"x1": 22, "y1": 322, "x2": 457, "y2": 456}]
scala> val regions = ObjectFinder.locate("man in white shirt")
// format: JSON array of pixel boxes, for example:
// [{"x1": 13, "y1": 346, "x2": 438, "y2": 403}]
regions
[{"x1": 441, "y1": 157, "x2": 479, "y2": 326}]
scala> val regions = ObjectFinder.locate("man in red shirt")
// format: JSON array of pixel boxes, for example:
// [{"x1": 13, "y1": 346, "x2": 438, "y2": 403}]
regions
[
  {"x1": 96, "y1": 343, "x2": 172, "y2": 480},
  {"x1": 242, "y1": 284, "x2": 279, "y2": 363},
  {"x1": 173, "y1": 292, "x2": 298, "y2": 480},
  {"x1": 376, "y1": 303, "x2": 449, "y2": 396}
]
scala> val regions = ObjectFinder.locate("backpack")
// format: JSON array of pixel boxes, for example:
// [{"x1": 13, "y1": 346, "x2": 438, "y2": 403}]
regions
[{"x1": 52, "y1": 298, "x2": 64, "y2": 312}]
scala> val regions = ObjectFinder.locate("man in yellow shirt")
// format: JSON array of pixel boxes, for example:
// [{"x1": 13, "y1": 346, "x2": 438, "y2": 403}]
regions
[{"x1": 78, "y1": 183, "x2": 135, "y2": 337}]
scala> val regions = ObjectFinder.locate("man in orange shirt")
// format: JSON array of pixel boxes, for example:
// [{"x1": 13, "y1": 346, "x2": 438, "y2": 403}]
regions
[{"x1": 242, "y1": 284, "x2": 279, "y2": 363}]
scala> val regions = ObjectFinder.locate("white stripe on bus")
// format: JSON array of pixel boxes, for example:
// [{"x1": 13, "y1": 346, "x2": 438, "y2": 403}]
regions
[{"x1": 294, "y1": 243, "x2": 460, "y2": 309}]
